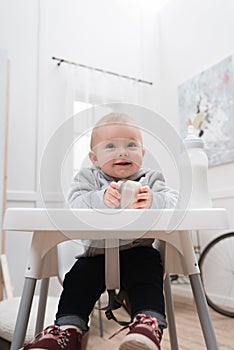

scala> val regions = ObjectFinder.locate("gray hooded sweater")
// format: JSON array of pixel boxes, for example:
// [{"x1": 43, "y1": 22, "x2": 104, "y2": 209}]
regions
[{"x1": 68, "y1": 166, "x2": 178, "y2": 257}]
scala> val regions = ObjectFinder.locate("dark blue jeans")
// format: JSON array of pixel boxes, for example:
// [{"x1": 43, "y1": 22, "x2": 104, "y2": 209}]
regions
[{"x1": 55, "y1": 246, "x2": 166, "y2": 331}]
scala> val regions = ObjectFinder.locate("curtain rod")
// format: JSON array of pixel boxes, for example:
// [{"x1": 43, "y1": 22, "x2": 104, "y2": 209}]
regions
[{"x1": 52, "y1": 56, "x2": 153, "y2": 86}]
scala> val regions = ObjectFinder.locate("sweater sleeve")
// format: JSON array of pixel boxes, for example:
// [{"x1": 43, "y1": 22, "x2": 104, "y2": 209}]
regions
[
  {"x1": 67, "y1": 168, "x2": 109, "y2": 209},
  {"x1": 146, "y1": 171, "x2": 178, "y2": 209}
]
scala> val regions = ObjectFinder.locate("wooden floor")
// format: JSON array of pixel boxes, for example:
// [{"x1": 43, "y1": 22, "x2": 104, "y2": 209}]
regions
[{"x1": 86, "y1": 296, "x2": 234, "y2": 350}]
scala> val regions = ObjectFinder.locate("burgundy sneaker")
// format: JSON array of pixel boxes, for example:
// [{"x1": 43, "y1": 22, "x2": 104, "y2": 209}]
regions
[
  {"x1": 19, "y1": 325, "x2": 82, "y2": 350},
  {"x1": 118, "y1": 313, "x2": 162, "y2": 350}
]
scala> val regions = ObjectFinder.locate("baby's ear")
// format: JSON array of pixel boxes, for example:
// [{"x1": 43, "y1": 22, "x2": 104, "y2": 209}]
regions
[{"x1": 89, "y1": 151, "x2": 99, "y2": 166}]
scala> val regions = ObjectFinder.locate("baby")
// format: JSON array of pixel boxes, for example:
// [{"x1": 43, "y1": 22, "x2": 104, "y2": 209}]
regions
[{"x1": 21, "y1": 112, "x2": 178, "y2": 350}]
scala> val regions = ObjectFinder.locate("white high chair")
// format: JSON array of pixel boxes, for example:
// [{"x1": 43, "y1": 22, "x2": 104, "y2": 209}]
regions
[{"x1": 2, "y1": 207, "x2": 228, "y2": 350}]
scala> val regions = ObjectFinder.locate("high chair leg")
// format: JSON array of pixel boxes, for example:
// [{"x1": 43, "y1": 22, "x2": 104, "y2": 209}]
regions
[
  {"x1": 35, "y1": 278, "x2": 50, "y2": 335},
  {"x1": 10, "y1": 277, "x2": 36, "y2": 350},
  {"x1": 189, "y1": 273, "x2": 219, "y2": 350},
  {"x1": 97, "y1": 298, "x2": 104, "y2": 337},
  {"x1": 164, "y1": 274, "x2": 179, "y2": 350}
]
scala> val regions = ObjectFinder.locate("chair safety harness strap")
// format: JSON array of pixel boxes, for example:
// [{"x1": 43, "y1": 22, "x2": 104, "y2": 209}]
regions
[{"x1": 97, "y1": 289, "x2": 130, "y2": 326}]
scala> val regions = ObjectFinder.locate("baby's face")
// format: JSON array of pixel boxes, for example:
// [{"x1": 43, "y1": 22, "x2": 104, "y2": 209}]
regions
[{"x1": 89, "y1": 123, "x2": 145, "y2": 179}]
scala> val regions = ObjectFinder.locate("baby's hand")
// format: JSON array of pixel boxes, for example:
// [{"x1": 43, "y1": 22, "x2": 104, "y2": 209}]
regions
[
  {"x1": 133, "y1": 185, "x2": 152, "y2": 209},
  {"x1": 104, "y1": 181, "x2": 120, "y2": 208}
]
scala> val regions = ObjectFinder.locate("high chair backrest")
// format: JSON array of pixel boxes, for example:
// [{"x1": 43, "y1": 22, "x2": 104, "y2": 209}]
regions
[
  {"x1": 57, "y1": 240, "x2": 85, "y2": 284},
  {"x1": 57, "y1": 238, "x2": 121, "y2": 292},
  {"x1": 57, "y1": 234, "x2": 188, "y2": 290}
]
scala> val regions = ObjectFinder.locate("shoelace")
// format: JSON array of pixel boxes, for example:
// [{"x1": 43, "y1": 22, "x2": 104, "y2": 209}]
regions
[
  {"x1": 21, "y1": 325, "x2": 71, "y2": 349},
  {"x1": 109, "y1": 313, "x2": 161, "y2": 340}
]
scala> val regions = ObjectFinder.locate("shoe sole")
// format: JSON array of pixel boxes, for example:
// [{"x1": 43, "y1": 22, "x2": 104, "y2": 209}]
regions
[{"x1": 119, "y1": 333, "x2": 159, "y2": 350}]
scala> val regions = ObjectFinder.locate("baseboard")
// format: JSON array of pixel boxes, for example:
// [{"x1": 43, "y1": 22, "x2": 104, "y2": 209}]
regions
[{"x1": 171, "y1": 283, "x2": 193, "y2": 301}]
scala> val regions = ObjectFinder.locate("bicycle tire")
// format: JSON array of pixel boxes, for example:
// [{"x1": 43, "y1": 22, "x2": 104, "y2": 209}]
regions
[{"x1": 199, "y1": 231, "x2": 234, "y2": 318}]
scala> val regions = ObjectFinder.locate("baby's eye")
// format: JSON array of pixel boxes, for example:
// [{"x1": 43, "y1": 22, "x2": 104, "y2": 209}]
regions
[
  {"x1": 105, "y1": 143, "x2": 116, "y2": 149},
  {"x1": 127, "y1": 141, "x2": 137, "y2": 148}
]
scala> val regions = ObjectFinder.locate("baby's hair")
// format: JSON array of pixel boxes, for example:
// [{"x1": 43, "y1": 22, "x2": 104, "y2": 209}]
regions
[
  {"x1": 95, "y1": 112, "x2": 135, "y2": 127},
  {"x1": 90, "y1": 112, "x2": 140, "y2": 149}
]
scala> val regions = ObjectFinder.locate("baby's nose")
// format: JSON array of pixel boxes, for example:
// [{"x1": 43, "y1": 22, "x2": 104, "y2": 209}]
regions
[{"x1": 118, "y1": 146, "x2": 128, "y2": 156}]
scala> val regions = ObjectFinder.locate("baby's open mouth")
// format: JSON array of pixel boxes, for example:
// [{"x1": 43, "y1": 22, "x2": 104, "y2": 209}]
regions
[{"x1": 114, "y1": 161, "x2": 132, "y2": 166}]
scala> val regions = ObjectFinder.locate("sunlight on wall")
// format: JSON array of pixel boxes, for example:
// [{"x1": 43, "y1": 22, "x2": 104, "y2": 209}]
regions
[
  {"x1": 73, "y1": 101, "x2": 93, "y2": 174},
  {"x1": 74, "y1": 101, "x2": 93, "y2": 114},
  {"x1": 139, "y1": 0, "x2": 170, "y2": 12}
]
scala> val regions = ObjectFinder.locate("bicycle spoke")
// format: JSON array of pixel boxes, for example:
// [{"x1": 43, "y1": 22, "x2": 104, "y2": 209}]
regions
[{"x1": 199, "y1": 232, "x2": 234, "y2": 317}]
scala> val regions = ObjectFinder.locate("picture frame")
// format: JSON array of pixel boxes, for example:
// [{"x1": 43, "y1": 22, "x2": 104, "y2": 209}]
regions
[{"x1": 178, "y1": 56, "x2": 234, "y2": 167}]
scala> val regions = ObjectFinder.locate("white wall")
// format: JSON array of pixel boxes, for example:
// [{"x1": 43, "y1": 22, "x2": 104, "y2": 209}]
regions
[
  {"x1": 1, "y1": 0, "x2": 234, "y2": 297},
  {"x1": 0, "y1": 0, "x2": 40, "y2": 296},
  {"x1": 0, "y1": 0, "x2": 161, "y2": 296},
  {"x1": 158, "y1": 0, "x2": 234, "y2": 237},
  {"x1": 157, "y1": 0, "x2": 234, "y2": 300}
]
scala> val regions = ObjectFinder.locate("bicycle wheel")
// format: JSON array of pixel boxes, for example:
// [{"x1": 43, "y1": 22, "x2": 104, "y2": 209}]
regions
[{"x1": 199, "y1": 232, "x2": 234, "y2": 317}]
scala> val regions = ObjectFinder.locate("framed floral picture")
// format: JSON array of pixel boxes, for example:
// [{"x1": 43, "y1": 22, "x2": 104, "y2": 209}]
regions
[{"x1": 178, "y1": 56, "x2": 234, "y2": 167}]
